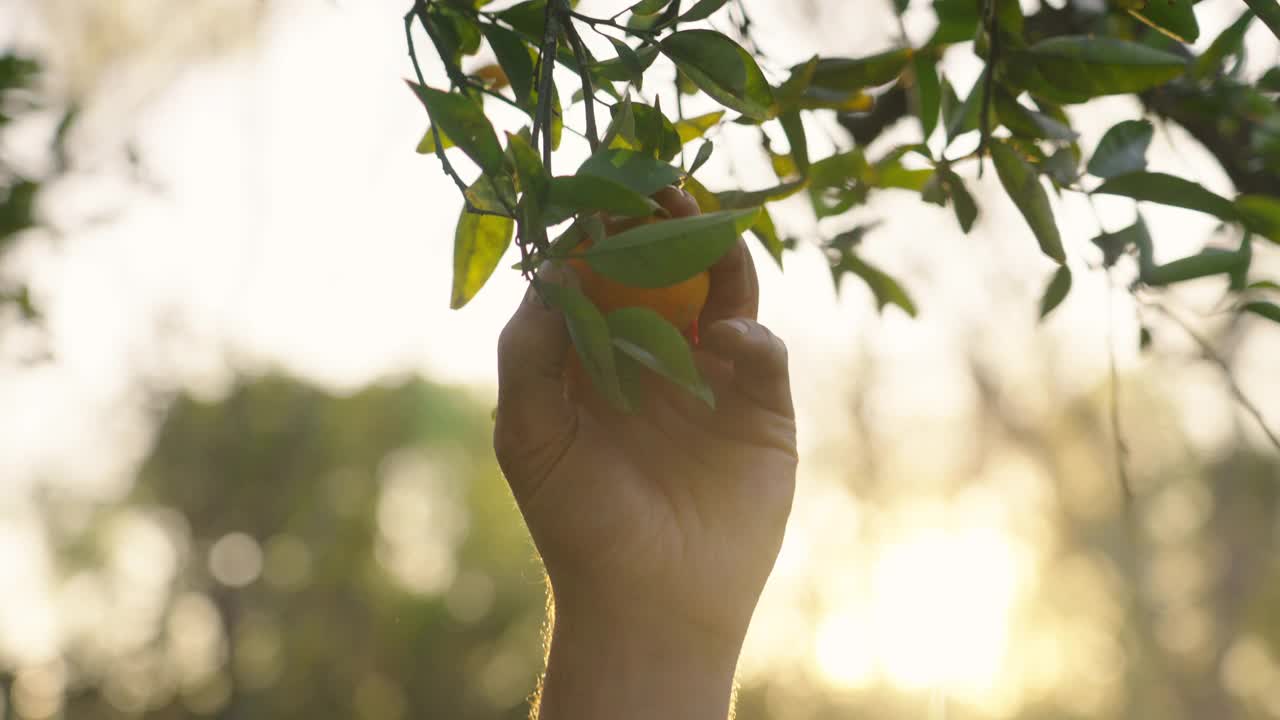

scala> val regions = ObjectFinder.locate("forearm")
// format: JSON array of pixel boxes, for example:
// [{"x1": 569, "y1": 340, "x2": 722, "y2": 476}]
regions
[{"x1": 535, "y1": 595, "x2": 745, "y2": 720}]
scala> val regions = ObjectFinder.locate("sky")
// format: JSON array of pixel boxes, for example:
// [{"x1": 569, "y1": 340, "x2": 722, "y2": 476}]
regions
[{"x1": 1, "y1": 0, "x2": 1279, "y2": 709}]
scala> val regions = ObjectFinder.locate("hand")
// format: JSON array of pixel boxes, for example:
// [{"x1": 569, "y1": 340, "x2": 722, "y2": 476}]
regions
[{"x1": 493, "y1": 238, "x2": 797, "y2": 719}]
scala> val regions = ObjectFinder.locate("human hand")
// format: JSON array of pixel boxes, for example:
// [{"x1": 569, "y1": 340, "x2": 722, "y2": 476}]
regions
[{"x1": 493, "y1": 238, "x2": 797, "y2": 719}]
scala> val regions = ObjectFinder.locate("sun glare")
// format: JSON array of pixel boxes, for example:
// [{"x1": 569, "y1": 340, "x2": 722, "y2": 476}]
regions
[{"x1": 815, "y1": 527, "x2": 1026, "y2": 701}]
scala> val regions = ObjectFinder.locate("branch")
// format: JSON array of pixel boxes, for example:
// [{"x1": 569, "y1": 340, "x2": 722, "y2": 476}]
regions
[
  {"x1": 1143, "y1": 300, "x2": 1280, "y2": 452},
  {"x1": 560, "y1": 5, "x2": 600, "y2": 152},
  {"x1": 1240, "y1": 0, "x2": 1280, "y2": 42}
]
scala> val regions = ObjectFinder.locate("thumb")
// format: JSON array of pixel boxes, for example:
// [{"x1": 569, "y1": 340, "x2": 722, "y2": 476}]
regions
[{"x1": 494, "y1": 264, "x2": 578, "y2": 503}]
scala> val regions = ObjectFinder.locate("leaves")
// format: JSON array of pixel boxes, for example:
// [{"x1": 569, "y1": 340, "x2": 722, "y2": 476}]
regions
[
  {"x1": 408, "y1": 83, "x2": 505, "y2": 175},
  {"x1": 688, "y1": 140, "x2": 715, "y2": 174},
  {"x1": 1093, "y1": 172, "x2": 1238, "y2": 220},
  {"x1": 577, "y1": 148, "x2": 684, "y2": 196},
  {"x1": 831, "y1": 252, "x2": 918, "y2": 317},
  {"x1": 607, "y1": 307, "x2": 715, "y2": 407},
  {"x1": 539, "y1": 279, "x2": 630, "y2": 411},
  {"x1": 1235, "y1": 194, "x2": 1280, "y2": 243},
  {"x1": 1127, "y1": 0, "x2": 1199, "y2": 43},
  {"x1": 1039, "y1": 265, "x2": 1072, "y2": 319},
  {"x1": 451, "y1": 204, "x2": 514, "y2": 309},
  {"x1": 1087, "y1": 120, "x2": 1154, "y2": 178},
  {"x1": 660, "y1": 30, "x2": 776, "y2": 121},
  {"x1": 912, "y1": 52, "x2": 941, "y2": 139},
  {"x1": 545, "y1": 174, "x2": 659, "y2": 224},
  {"x1": 1092, "y1": 219, "x2": 1148, "y2": 268},
  {"x1": 990, "y1": 140, "x2": 1065, "y2": 263},
  {"x1": 1143, "y1": 248, "x2": 1246, "y2": 286},
  {"x1": 582, "y1": 208, "x2": 760, "y2": 287},
  {"x1": 677, "y1": 0, "x2": 732, "y2": 23},
  {"x1": 807, "y1": 50, "x2": 912, "y2": 91},
  {"x1": 1024, "y1": 36, "x2": 1186, "y2": 97},
  {"x1": 674, "y1": 111, "x2": 725, "y2": 143},
  {"x1": 481, "y1": 24, "x2": 535, "y2": 102},
  {"x1": 1242, "y1": 301, "x2": 1280, "y2": 324}
]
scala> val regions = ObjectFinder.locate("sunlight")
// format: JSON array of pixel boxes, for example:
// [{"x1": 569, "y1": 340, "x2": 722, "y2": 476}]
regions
[{"x1": 815, "y1": 526, "x2": 1025, "y2": 699}]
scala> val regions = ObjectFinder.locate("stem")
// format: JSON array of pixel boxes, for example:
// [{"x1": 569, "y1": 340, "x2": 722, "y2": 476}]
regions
[
  {"x1": 1241, "y1": 0, "x2": 1280, "y2": 42},
  {"x1": 1143, "y1": 300, "x2": 1280, "y2": 452},
  {"x1": 561, "y1": 3, "x2": 600, "y2": 152}
]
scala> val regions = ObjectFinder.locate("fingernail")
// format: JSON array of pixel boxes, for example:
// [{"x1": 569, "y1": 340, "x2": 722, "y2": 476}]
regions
[{"x1": 723, "y1": 318, "x2": 751, "y2": 336}]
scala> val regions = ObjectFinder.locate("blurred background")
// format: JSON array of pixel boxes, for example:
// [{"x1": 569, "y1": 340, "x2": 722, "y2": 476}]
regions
[{"x1": 1, "y1": 0, "x2": 1279, "y2": 718}]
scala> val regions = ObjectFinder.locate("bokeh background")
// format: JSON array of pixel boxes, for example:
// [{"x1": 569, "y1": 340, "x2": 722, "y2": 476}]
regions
[{"x1": 2, "y1": 0, "x2": 1279, "y2": 718}]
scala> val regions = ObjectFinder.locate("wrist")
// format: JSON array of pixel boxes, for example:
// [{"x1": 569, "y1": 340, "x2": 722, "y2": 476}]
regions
[{"x1": 538, "y1": 592, "x2": 746, "y2": 720}]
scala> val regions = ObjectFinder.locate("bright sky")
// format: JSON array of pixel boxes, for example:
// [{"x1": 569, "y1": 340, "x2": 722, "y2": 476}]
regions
[{"x1": 2, "y1": 0, "x2": 1279, "y2": 710}]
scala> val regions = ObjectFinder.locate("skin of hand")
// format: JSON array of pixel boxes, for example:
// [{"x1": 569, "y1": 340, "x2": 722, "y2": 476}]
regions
[{"x1": 493, "y1": 237, "x2": 798, "y2": 720}]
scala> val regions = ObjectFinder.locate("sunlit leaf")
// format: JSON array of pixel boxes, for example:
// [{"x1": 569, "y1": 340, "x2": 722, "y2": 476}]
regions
[
  {"x1": 1024, "y1": 36, "x2": 1186, "y2": 97},
  {"x1": 660, "y1": 30, "x2": 776, "y2": 120},
  {"x1": 408, "y1": 83, "x2": 505, "y2": 175},
  {"x1": 1038, "y1": 265, "x2": 1072, "y2": 319},
  {"x1": 582, "y1": 208, "x2": 760, "y2": 287},
  {"x1": 451, "y1": 179, "x2": 515, "y2": 309},
  {"x1": 747, "y1": 206, "x2": 784, "y2": 267},
  {"x1": 607, "y1": 307, "x2": 715, "y2": 407},
  {"x1": 416, "y1": 125, "x2": 454, "y2": 154},
  {"x1": 674, "y1": 111, "x2": 724, "y2": 143},
  {"x1": 1094, "y1": 172, "x2": 1237, "y2": 220},
  {"x1": 990, "y1": 140, "x2": 1065, "y2": 263},
  {"x1": 1087, "y1": 119, "x2": 1153, "y2": 178},
  {"x1": 779, "y1": 111, "x2": 810, "y2": 175}
]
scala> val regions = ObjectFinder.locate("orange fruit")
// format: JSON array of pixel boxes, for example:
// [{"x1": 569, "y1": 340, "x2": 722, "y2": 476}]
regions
[
  {"x1": 566, "y1": 185, "x2": 709, "y2": 337},
  {"x1": 563, "y1": 185, "x2": 710, "y2": 402}
]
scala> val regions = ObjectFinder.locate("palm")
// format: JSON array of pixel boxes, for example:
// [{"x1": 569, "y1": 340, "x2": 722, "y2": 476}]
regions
[{"x1": 521, "y1": 355, "x2": 797, "y2": 633}]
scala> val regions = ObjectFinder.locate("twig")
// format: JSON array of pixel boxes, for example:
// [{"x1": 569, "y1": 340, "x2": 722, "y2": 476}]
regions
[
  {"x1": 1241, "y1": 0, "x2": 1280, "y2": 42},
  {"x1": 976, "y1": 0, "x2": 999, "y2": 178},
  {"x1": 1144, "y1": 300, "x2": 1280, "y2": 452},
  {"x1": 1105, "y1": 270, "x2": 1137, "y2": 520},
  {"x1": 560, "y1": 3, "x2": 600, "y2": 152}
]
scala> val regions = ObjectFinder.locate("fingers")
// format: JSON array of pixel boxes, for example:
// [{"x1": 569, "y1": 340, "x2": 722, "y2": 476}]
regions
[
  {"x1": 700, "y1": 237, "x2": 758, "y2": 324},
  {"x1": 494, "y1": 265, "x2": 577, "y2": 502},
  {"x1": 701, "y1": 317, "x2": 793, "y2": 419}
]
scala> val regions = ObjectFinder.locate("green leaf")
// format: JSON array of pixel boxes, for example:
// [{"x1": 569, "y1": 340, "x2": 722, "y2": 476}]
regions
[
  {"x1": 1128, "y1": 0, "x2": 1199, "y2": 43},
  {"x1": 912, "y1": 52, "x2": 941, "y2": 139},
  {"x1": 577, "y1": 148, "x2": 683, "y2": 196},
  {"x1": 631, "y1": 100, "x2": 684, "y2": 160},
  {"x1": 630, "y1": 0, "x2": 671, "y2": 13},
  {"x1": 582, "y1": 208, "x2": 760, "y2": 287},
  {"x1": 495, "y1": 0, "x2": 548, "y2": 38},
  {"x1": 1235, "y1": 194, "x2": 1280, "y2": 243},
  {"x1": 1143, "y1": 249, "x2": 1246, "y2": 286},
  {"x1": 674, "y1": 111, "x2": 724, "y2": 144},
  {"x1": 778, "y1": 111, "x2": 810, "y2": 175},
  {"x1": 1038, "y1": 265, "x2": 1072, "y2": 319},
  {"x1": 408, "y1": 83, "x2": 505, "y2": 175},
  {"x1": 1024, "y1": 36, "x2": 1186, "y2": 97},
  {"x1": 1241, "y1": 301, "x2": 1280, "y2": 324},
  {"x1": 481, "y1": 24, "x2": 535, "y2": 102},
  {"x1": 931, "y1": 0, "x2": 981, "y2": 44},
  {"x1": 1091, "y1": 220, "x2": 1147, "y2": 267},
  {"x1": 660, "y1": 30, "x2": 776, "y2": 121},
  {"x1": 1260, "y1": 66, "x2": 1280, "y2": 91},
  {"x1": 545, "y1": 174, "x2": 660, "y2": 224},
  {"x1": 1087, "y1": 119, "x2": 1153, "y2": 178},
  {"x1": 416, "y1": 125, "x2": 454, "y2": 154},
  {"x1": 949, "y1": 172, "x2": 978, "y2": 233},
  {"x1": 990, "y1": 141, "x2": 1065, "y2": 263},
  {"x1": 944, "y1": 72, "x2": 985, "y2": 143},
  {"x1": 831, "y1": 253, "x2": 917, "y2": 316},
  {"x1": 607, "y1": 307, "x2": 715, "y2": 406},
  {"x1": 600, "y1": 36, "x2": 649, "y2": 89},
  {"x1": 451, "y1": 209, "x2": 514, "y2": 310},
  {"x1": 678, "y1": 0, "x2": 731, "y2": 23},
  {"x1": 718, "y1": 179, "x2": 808, "y2": 209},
  {"x1": 1195, "y1": 11, "x2": 1252, "y2": 79},
  {"x1": 748, "y1": 207, "x2": 784, "y2": 267},
  {"x1": 807, "y1": 50, "x2": 912, "y2": 91},
  {"x1": 994, "y1": 87, "x2": 1079, "y2": 140},
  {"x1": 601, "y1": 96, "x2": 637, "y2": 149},
  {"x1": 1093, "y1": 172, "x2": 1237, "y2": 221},
  {"x1": 688, "y1": 140, "x2": 715, "y2": 174},
  {"x1": 1247, "y1": 280, "x2": 1280, "y2": 292},
  {"x1": 539, "y1": 280, "x2": 630, "y2": 411}
]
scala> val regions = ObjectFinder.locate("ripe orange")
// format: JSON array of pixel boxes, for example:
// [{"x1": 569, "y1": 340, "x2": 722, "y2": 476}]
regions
[
  {"x1": 567, "y1": 185, "x2": 709, "y2": 338},
  {"x1": 562, "y1": 185, "x2": 710, "y2": 402}
]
